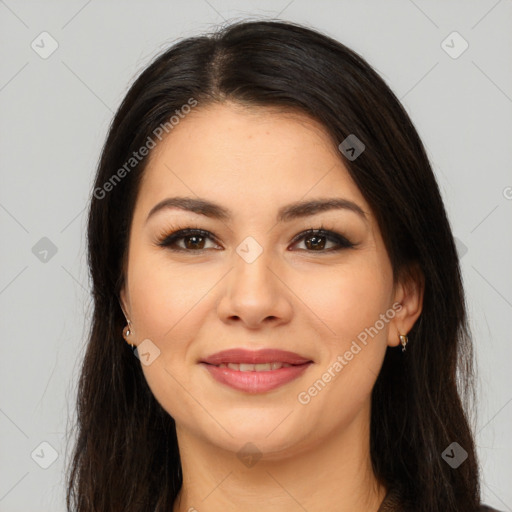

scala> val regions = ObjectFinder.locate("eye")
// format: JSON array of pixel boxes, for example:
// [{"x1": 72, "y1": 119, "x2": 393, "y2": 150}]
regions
[
  {"x1": 156, "y1": 228, "x2": 220, "y2": 252},
  {"x1": 290, "y1": 228, "x2": 356, "y2": 252},
  {"x1": 156, "y1": 226, "x2": 356, "y2": 253}
]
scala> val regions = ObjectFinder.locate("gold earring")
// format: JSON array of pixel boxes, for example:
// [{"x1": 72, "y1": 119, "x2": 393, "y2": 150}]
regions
[{"x1": 399, "y1": 333, "x2": 408, "y2": 352}]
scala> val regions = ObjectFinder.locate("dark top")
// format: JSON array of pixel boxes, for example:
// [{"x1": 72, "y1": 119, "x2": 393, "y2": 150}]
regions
[{"x1": 377, "y1": 486, "x2": 504, "y2": 512}]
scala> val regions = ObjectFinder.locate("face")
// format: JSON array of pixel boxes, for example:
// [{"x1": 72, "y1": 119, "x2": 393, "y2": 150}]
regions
[{"x1": 120, "y1": 102, "x2": 413, "y2": 458}]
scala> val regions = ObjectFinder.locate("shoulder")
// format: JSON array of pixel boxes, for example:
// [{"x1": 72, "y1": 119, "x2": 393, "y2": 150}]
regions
[{"x1": 478, "y1": 506, "x2": 504, "y2": 512}]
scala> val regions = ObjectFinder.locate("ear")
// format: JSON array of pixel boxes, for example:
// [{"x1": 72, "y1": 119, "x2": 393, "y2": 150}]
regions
[
  {"x1": 119, "y1": 285, "x2": 130, "y2": 321},
  {"x1": 387, "y1": 262, "x2": 424, "y2": 348}
]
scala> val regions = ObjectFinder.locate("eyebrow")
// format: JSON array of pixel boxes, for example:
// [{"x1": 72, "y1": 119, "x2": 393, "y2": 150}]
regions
[{"x1": 145, "y1": 196, "x2": 368, "y2": 224}]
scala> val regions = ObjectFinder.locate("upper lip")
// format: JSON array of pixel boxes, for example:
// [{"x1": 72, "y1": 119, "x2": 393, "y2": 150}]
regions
[{"x1": 200, "y1": 348, "x2": 313, "y2": 366}]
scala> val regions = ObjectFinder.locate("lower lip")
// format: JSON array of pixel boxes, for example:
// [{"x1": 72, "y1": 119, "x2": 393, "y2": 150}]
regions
[{"x1": 200, "y1": 362, "x2": 312, "y2": 393}]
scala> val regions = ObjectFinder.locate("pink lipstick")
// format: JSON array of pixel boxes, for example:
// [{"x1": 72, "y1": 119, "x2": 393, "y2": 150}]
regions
[{"x1": 199, "y1": 348, "x2": 313, "y2": 393}]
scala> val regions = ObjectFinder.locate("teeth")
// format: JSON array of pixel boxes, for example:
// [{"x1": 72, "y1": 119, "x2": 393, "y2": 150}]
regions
[{"x1": 217, "y1": 362, "x2": 292, "y2": 371}]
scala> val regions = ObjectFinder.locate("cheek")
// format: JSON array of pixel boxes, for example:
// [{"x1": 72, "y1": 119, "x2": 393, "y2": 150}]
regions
[
  {"x1": 295, "y1": 260, "x2": 393, "y2": 345},
  {"x1": 294, "y1": 258, "x2": 393, "y2": 407},
  {"x1": 126, "y1": 251, "x2": 222, "y2": 406},
  {"x1": 128, "y1": 249, "x2": 216, "y2": 340},
  {"x1": 128, "y1": 255, "x2": 215, "y2": 421}
]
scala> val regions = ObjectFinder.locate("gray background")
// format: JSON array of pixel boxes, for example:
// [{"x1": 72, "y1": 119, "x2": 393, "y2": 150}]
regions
[{"x1": 1, "y1": 1, "x2": 511, "y2": 510}]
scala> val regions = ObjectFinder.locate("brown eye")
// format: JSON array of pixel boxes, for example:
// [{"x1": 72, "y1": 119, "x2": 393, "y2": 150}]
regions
[
  {"x1": 157, "y1": 229, "x2": 220, "y2": 252},
  {"x1": 291, "y1": 229, "x2": 355, "y2": 252}
]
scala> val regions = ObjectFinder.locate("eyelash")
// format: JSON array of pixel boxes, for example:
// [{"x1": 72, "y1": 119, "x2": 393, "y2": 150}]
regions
[{"x1": 155, "y1": 223, "x2": 356, "y2": 254}]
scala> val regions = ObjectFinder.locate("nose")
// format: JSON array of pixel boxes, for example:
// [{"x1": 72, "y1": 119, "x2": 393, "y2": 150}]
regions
[{"x1": 216, "y1": 244, "x2": 293, "y2": 330}]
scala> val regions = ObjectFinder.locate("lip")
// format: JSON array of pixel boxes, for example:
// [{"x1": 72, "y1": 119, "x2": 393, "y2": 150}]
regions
[
  {"x1": 200, "y1": 362, "x2": 312, "y2": 393},
  {"x1": 200, "y1": 348, "x2": 312, "y2": 366},
  {"x1": 199, "y1": 348, "x2": 313, "y2": 393}
]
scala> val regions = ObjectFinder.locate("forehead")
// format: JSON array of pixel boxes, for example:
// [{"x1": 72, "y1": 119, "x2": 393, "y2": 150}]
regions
[{"x1": 135, "y1": 102, "x2": 370, "y2": 222}]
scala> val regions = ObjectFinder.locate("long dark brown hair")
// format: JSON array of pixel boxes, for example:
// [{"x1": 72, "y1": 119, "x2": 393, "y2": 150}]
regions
[{"x1": 66, "y1": 19, "x2": 481, "y2": 511}]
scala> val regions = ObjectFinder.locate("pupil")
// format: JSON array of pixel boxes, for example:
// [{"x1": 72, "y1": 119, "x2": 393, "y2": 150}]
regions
[
  {"x1": 306, "y1": 235, "x2": 325, "y2": 250},
  {"x1": 186, "y1": 236, "x2": 204, "y2": 249}
]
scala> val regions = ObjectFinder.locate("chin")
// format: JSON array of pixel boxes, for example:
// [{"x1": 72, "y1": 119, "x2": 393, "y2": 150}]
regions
[{"x1": 205, "y1": 415, "x2": 308, "y2": 454}]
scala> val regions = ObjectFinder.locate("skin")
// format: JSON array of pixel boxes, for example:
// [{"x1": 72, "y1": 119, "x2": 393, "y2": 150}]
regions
[{"x1": 120, "y1": 101, "x2": 423, "y2": 512}]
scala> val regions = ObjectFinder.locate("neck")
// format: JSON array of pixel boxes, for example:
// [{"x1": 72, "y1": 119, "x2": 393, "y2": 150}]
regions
[{"x1": 172, "y1": 403, "x2": 387, "y2": 512}]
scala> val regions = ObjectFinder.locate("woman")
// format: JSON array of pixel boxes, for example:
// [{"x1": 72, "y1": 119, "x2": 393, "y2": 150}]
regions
[{"x1": 66, "y1": 20, "x2": 502, "y2": 512}]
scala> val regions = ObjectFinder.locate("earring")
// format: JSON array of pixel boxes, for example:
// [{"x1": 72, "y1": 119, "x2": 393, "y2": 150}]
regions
[
  {"x1": 123, "y1": 320, "x2": 134, "y2": 347},
  {"x1": 120, "y1": 301, "x2": 136, "y2": 348},
  {"x1": 399, "y1": 333, "x2": 408, "y2": 352}
]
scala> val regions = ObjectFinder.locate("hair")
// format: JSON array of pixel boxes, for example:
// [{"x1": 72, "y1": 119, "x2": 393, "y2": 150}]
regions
[{"x1": 66, "y1": 19, "x2": 481, "y2": 511}]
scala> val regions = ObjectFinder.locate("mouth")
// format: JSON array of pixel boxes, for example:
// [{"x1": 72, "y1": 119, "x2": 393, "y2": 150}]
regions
[
  {"x1": 200, "y1": 348, "x2": 313, "y2": 366},
  {"x1": 199, "y1": 348, "x2": 313, "y2": 393}
]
